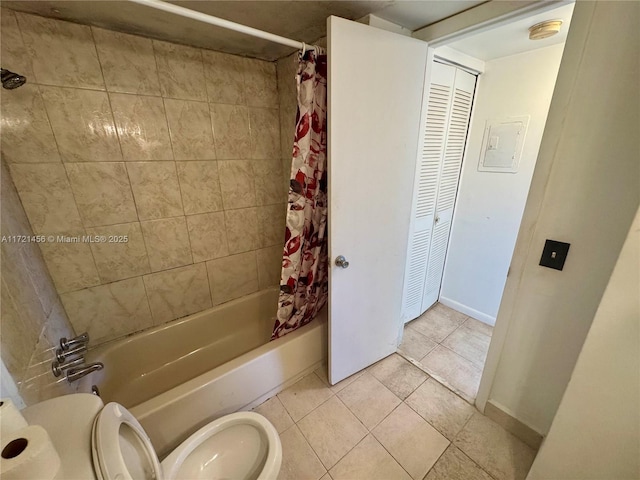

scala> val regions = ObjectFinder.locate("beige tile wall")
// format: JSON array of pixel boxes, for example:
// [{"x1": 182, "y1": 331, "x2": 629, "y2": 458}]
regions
[
  {"x1": 1, "y1": 158, "x2": 78, "y2": 405},
  {"x1": 1, "y1": 9, "x2": 288, "y2": 347}
]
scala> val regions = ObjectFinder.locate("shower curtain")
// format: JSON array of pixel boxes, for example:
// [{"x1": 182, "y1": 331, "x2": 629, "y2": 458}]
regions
[{"x1": 271, "y1": 47, "x2": 328, "y2": 340}]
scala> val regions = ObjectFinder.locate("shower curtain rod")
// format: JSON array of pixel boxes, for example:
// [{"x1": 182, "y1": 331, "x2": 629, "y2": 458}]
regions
[{"x1": 129, "y1": 0, "x2": 316, "y2": 52}]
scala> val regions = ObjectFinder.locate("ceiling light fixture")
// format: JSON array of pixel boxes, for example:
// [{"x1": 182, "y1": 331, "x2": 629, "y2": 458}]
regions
[{"x1": 528, "y1": 20, "x2": 563, "y2": 40}]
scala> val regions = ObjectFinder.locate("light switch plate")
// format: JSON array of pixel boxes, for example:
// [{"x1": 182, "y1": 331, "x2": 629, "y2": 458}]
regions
[{"x1": 539, "y1": 239, "x2": 570, "y2": 271}]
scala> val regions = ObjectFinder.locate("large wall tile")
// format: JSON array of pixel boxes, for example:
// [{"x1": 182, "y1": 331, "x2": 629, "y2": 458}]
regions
[
  {"x1": 61, "y1": 277, "x2": 153, "y2": 344},
  {"x1": 86, "y1": 222, "x2": 150, "y2": 282},
  {"x1": 40, "y1": 86, "x2": 122, "y2": 162},
  {"x1": 224, "y1": 207, "x2": 260, "y2": 254},
  {"x1": 253, "y1": 160, "x2": 285, "y2": 205},
  {"x1": 1, "y1": 281, "x2": 36, "y2": 382},
  {"x1": 0, "y1": 84, "x2": 60, "y2": 163},
  {"x1": 211, "y1": 104, "x2": 250, "y2": 159},
  {"x1": 110, "y1": 93, "x2": 173, "y2": 161},
  {"x1": 126, "y1": 161, "x2": 183, "y2": 220},
  {"x1": 1, "y1": 245, "x2": 49, "y2": 338},
  {"x1": 218, "y1": 160, "x2": 256, "y2": 209},
  {"x1": 257, "y1": 245, "x2": 282, "y2": 290},
  {"x1": 280, "y1": 106, "x2": 297, "y2": 163},
  {"x1": 206, "y1": 251, "x2": 258, "y2": 305},
  {"x1": 202, "y1": 50, "x2": 246, "y2": 105},
  {"x1": 140, "y1": 217, "x2": 193, "y2": 272},
  {"x1": 9, "y1": 163, "x2": 83, "y2": 234},
  {"x1": 39, "y1": 233, "x2": 101, "y2": 293},
  {"x1": 92, "y1": 27, "x2": 161, "y2": 95},
  {"x1": 1, "y1": 159, "x2": 34, "y2": 237},
  {"x1": 1, "y1": 9, "x2": 34, "y2": 79},
  {"x1": 250, "y1": 108, "x2": 280, "y2": 159},
  {"x1": 244, "y1": 58, "x2": 278, "y2": 108},
  {"x1": 176, "y1": 161, "x2": 223, "y2": 215},
  {"x1": 4, "y1": 241, "x2": 58, "y2": 329},
  {"x1": 144, "y1": 263, "x2": 212, "y2": 324},
  {"x1": 164, "y1": 99, "x2": 216, "y2": 160},
  {"x1": 257, "y1": 204, "x2": 286, "y2": 248},
  {"x1": 65, "y1": 162, "x2": 138, "y2": 227},
  {"x1": 16, "y1": 13, "x2": 104, "y2": 89},
  {"x1": 186, "y1": 212, "x2": 229, "y2": 263},
  {"x1": 153, "y1": 41, "x2": 206, "y2": 101}
]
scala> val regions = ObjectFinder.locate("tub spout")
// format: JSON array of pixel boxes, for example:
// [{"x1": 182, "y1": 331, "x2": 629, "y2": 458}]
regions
[{"x1": 66, "y1": 362, "x2": 103, "y2": 383}]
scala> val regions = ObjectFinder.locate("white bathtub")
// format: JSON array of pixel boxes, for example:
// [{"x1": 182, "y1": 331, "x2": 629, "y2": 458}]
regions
[{"x1": 81, "y1": 289, "x2": 327, "y2": 456}]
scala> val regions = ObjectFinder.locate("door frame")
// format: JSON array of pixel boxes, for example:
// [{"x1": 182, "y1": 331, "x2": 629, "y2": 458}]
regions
[{"x1": 408, "y1": 0, "x2": 579, "y2": 413}]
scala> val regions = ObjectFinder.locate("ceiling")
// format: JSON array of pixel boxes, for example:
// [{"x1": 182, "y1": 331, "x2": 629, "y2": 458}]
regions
[
  {"x1": 2, "y1": 0, "x2": 485, "y2": 61},
  {"x1": 447, "y1": 2, "x2": 575, "y2": 61}
]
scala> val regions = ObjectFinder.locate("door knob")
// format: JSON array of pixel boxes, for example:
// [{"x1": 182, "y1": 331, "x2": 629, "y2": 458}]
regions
[{"x1": 335, "y1": 255, "x2": 350, "y2": 268}]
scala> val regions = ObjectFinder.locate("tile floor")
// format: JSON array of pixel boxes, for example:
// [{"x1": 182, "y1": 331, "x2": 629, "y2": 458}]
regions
[
  {"x1": 399, "y1": 303, "x2": 493, "y2": 401},
  {"x1": 253, "y1": 353, "x2": 535, "y2": 480}
]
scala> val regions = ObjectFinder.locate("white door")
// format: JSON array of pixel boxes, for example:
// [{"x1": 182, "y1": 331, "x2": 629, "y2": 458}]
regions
[
  {"x1": 401, "y1": 62, "x2": 476, "y2": 321},
  {"x1": 402, "y1": 63, "x2": 456, "y2": 322},
  {"x1": 327, "y1": 16, "x2": 431, "y2": 384},
  {"x1": 422, "y1": 67, "x2": 476, "y2": 309}
]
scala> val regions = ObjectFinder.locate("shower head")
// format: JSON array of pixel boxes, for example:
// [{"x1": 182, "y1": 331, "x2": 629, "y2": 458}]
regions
[{"x1": 1, "y1": 68, "x2": 27, "y2": 89}]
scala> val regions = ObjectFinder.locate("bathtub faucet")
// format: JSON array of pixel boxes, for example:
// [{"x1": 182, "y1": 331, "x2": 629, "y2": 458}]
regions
[
  {"x1": 60, "y1": 332, "x2": 89, "y2": 351},
  {"x1": 66, "y1": 362, "x2": 104, "y2": 383}
]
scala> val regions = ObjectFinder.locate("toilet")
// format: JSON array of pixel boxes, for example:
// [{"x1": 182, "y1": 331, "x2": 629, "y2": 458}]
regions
[{"x1": 21, "y1": 394, "x2": 281, "y2": 480}]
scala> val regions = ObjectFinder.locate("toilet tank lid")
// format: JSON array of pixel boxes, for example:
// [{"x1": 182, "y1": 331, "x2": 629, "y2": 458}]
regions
[
  {"x1": 22, "y1": 393, "x2": 104, "y2": 426},
  {"x1": 22, "y1": 393, "x2": 105, "y2": 479}
]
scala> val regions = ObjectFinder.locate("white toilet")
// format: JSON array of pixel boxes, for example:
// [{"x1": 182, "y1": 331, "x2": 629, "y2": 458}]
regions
[{"x1": 22, "y1": 394, "x2": 281, "y2": 480}]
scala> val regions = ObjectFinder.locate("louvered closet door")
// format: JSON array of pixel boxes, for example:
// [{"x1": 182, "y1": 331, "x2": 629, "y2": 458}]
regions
[
  {"x1": 401, "y1": 63, "x2": 455, "y2": 322},
  {"x1": 422, "y1": 67, "x2": 476, "y2": 310}
]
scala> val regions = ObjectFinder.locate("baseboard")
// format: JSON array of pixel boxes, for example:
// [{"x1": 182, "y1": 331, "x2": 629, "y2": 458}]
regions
[
  {"x1": 485, "y1": 400, "x2": 544, "y2": 450},
  {"x1": 438, "y1": 296, "x2": 496, "y2": 326}
]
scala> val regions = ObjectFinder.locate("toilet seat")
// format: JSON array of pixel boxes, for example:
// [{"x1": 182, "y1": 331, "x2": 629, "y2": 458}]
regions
[
  {"x1": 91, "y1": 403, "x2": 280, "y2": 480},
  {"x1": 161, "y1": 412, "x2": 281, "y2": 480},
  {"x1": 92, "y1": 402, "x2": 163, "y2": 480}
]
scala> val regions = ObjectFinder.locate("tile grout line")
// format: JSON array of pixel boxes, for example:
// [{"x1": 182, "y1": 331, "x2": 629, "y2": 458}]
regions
[
  {"x1": 369, "y1": 401, "x2": 428, "y2": 480},
  {"x1": 396, "y1": 349, "x2": 477, "y2": 406}
]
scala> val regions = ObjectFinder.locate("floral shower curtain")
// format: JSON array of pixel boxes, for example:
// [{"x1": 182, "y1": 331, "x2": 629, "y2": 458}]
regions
[{"x1": 271, "y1": 47, "x2": 328, "y2": 340}]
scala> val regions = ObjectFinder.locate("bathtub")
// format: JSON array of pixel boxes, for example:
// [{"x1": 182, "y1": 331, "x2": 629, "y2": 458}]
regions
[{"x1": 81, "y1": 288, "x2": 327, "y2": 456}]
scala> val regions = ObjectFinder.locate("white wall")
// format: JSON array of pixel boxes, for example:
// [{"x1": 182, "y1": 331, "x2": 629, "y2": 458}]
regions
[
  {"x1": 440, "y1": 44, "x2": 565, "y2": 324},
  {"x1": 527, "y1": 207, "x2": 639, "y2": 480},
  {"x1": 478, "y1": 0, "x2": 639, "y2": 435}
]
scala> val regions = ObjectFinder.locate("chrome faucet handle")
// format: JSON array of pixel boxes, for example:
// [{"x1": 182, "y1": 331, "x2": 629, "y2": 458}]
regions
[
  {"x1": 66, "y1": 362, "x2": 104, "y2": 383},
  {"x1": 60, "y1": 332, "x2": 89, "y2": 351},
  {"x1": 52, "y1": 357, "x2": 86, "y2": 377},
  {"x1": 55, "y1": 344, "x2": 87, "y2": 363}
]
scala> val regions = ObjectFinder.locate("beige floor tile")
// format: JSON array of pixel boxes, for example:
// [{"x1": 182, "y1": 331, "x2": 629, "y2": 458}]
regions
[
  {"x1": 297, "y1": 396, "x2": 367, "y2": 469},
  {"x1": 424, "y1": 445, "x2": 494, "y2": 480},
  {"x1": 463, "y1": 317, "x2": 494, "y2": 337},
  {"x1": 278, "y1": 425, "x2": 327, "y2": 480},
  {"x1": 253, "y1": 396, "x2": 293, "y2": 434},
  {"x1": 405, "y1": 379, "x2": 476, "y2": 440},
  {"x1": 277, "y1": 373, "x2": 333, "y2": 422},
  {"x1": 442, "y1": 324, "x2": 492, "y2": 367},
  {"x1": 399, "y1": 326, "x2": 438, "y2": 359},
  {"x1": 408, "y1": 308, "x2": 466, "y2": 343},
  {"x1": 319, "y1": 474, "x2": 332, "y2": 480},
  {"x1": 329, "y1": 435, "x2": 411, "y2": 480},
  {"x1": 368, "y1": 353, "x2": 429, "y2": 400},
  {"x1": 454, "y1": 413, "x2": 536, "y2": 480},
  {"x1": 314, "y1": 364, "x2": 364, "y2": 394},
  {"x1": 432, "y1": 303, "x2": 469, "y2": 324},
  {"x1": 373, "y1": 403, "x2": 449, "y2": 480},
  {"x1": 337, "y1": 372, "x2": 401, "y2": 430},
  {"x1": 420, "y1": 346, "x2": 483, "y2": 400}
]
